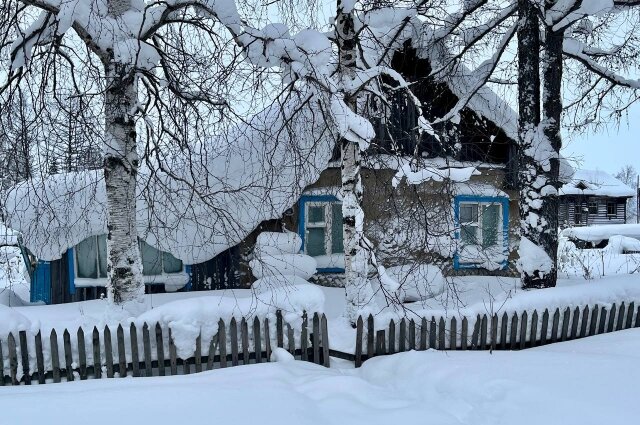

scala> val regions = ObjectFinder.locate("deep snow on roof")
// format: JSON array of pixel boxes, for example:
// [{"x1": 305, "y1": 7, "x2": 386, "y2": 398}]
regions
[
  {"x1": 559, "y1": 169, "x2": 635, "y2": 197},
  {"x1": 3, "y1": 94, "x2": 338, "y2": 263}
]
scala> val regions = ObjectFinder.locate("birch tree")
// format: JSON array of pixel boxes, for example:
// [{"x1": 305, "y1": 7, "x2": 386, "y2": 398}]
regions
[{"x1": 336, "y1": 0, "x2": 377, "y2": 322}]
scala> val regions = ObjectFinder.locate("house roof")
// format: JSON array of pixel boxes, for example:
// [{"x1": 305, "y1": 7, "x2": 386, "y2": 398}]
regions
[
  {"x1": 3, "y1": 94, "x2": 337, "y2": 263},
  {"x1": 559, "y1": 169, "x2": 635, "y2": 198}
]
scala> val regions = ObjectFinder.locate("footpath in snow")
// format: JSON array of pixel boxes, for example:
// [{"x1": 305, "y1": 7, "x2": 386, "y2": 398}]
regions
[{"x1": 0, "y1": 329, "x2": 638, "y2": 425}]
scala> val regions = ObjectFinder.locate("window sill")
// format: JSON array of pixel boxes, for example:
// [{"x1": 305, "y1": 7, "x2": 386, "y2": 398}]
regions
[{"x1": 74, "y1": 272, "x2": 189, "y2": 290}]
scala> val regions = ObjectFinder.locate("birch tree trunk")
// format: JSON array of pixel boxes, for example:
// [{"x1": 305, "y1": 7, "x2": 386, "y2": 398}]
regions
[
  {"x1": 517, "y1": 0, "x2": 554, "y2": 289},
  {"x1": 336, "y1": 0, "x2": 375, "y2": 323},
  {"x1": 103, "y1": 0, "x2": 144, "y2": 305},
  {"x1": 537, "y1": 4, "x2": 565, "y2": 288}
]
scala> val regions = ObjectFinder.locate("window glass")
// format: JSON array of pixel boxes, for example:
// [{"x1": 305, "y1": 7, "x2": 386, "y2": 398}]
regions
[
  {"x1": 140, "y1": 240, "x2": 163, "y2": 275},
  {"x1": 306, "y1": 227, "x2": 326, "y2": 256},
  {"x1": 461, "y1": 226, "x2": 478, "y2": 245},
  {"x1": 76, "y1": 237, "x2": 98, "y2": 278},
  {"x1": 97, "y1": 234, "x2": 108, "y2": 278},
  {"x1": 482, "y1": 204, "x2": 500, "y2": 247},
  {"x1": 607, "y1": 202, "x2": 616, "y2": 215},
  {"x1": 163, "y1": 252, "x2": 183, "y2": 274},
  {"x1": 308, "y1": 206, "x2": 325, "y2": 224},
  {"x1": 331, "y1": 203, "x2": 344, "y2": 254},
  {"x1": 460, "y1": 205, "x2": 478, "y2": 224},
  {"x1": 588, "y1": 202, "x2": 598, "y2": 214}
]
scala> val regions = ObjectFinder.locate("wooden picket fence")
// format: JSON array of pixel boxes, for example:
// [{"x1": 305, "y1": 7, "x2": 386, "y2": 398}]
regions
[
  {"x1": 352, "y1": 301, "x2": 640, "y2": 367},
  {"x1": 0, "y1": 311, "x2": 330, "y2": 386},
  {"x1": 3, "y1": 301, "x2": 639, "y2": 383}
]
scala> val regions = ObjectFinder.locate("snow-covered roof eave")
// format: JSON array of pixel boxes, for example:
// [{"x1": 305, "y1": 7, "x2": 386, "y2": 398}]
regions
[
  {"x1": 3, "y1": 94, "x2": 338, "y2": 263},
  {"x1": 559, "y1": 169, "x2": 635, "y2": 198}
]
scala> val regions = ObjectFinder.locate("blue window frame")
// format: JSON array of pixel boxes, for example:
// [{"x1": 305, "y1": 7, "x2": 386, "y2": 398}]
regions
[
  {"x1": 298, "y1": 194, "x2": 345, "y2": 273},
  {"x1": 453, "y1": 195, "x2": 510, "y2": 270}
]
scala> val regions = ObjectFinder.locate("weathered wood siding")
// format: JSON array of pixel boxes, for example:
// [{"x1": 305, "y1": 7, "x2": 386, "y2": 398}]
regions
[{"x1": 559, "y1": 196, "x2": 628, "y2": 228}]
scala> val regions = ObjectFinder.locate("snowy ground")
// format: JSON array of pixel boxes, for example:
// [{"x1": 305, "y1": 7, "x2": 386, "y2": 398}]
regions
[{"x1": 1, "y1": 328, "x2": 638, "y2": 425}]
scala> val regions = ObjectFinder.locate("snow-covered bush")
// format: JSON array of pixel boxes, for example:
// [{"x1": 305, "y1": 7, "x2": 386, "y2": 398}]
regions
[
  {"x1": 558, "y1": 235, "x2": 640, "y2": 279},
  {"x1": 0, "y1": 246, "x2": 30, "y2": 306},
  {"x1": 605, "y1": 235, "x2": 640, "y2": 255},
  {"x1": 249, "y1": 231, "x2": 317, "y2": 292}
]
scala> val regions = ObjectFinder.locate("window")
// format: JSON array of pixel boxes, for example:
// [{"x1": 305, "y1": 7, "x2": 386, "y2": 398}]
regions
[
  {"x1": 574, "y1": 202, "x2": 583, "y2": 224},
  {"x1": 75, "y1": 236, "x2": 183, "y2": 278},
  {"x1": 459, "y1": 202, "x2": 501, "y2": 248},
  {"x1": 607, "y1": 202, "x2": 617, "y2": 216},
  {"x1": 588, "y1": 201, "x2": 598, "y2": 214},
  {"x1": 76, "y1": 235, "x2": 108, "y2": 279},
  {"x1": 304, "y1": 201, "x2": 344, "y2": 257},
  {"x1": 139, "y1": 240, "x2": 183, "y2": 275},
  {"x1": 299, "y1": 196, "x2": 345, "y2": 271}
]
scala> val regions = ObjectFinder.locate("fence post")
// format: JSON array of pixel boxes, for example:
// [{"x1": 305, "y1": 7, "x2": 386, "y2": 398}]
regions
[
  {"x1": 77, "y1": 328, "x2": 87, "y2": 380},
  {"x1": 355, "y1": 316, "x2": 363, "y2": 367},
  {"x1": 439, "y1": 317, "x2": 447, "y2": 350},
  {"x1": 519, "y1": 311, "x2": 528, "y2": 349},
  {"x1": 276, "y1": 310, "x2": 284, "y2": 348},
  {"x1": 461, "y1": 317, "x2": 468, "y2": 350},
  {"x1": 218, "y1": 319, "x2": 227, "y2": 368},
  {"x1": 616, "y1": 303, "x2": 625, "y2": 331},
  {"x1": 321, "y1": 314, "x2": 330, "y2": 368},
  {"x1": 253, "y1": 317, "x2": 262, "y2": 364},
  {"x1": 451, "y1": 317, "x2": 458, "y2": 350},
  {"x1": 367, "y1": 315, "x2": 374, "y2": 358},
  {"x1": 530, "y1": 310, "x2": 538, "y2": 347},
  {"x1": 510, "y1": 313, "x2": 518, "y2": 350},
  {"x1": 241, "y1": 318, "x2": 250, "y2": 365},
  {"x1": 409, "y1": 319, "x2": 416, "y2": 350},
  {"x1": 399, "y1": 319, "x2": 406, "y2": 352},
  {"x1": 420, "y1": 318, "x2": 428, "y2": 350},
  {"x1": 301, "y1": 313, "x2": 308, "y2": 362},
  {"x1": 19, "y1": 330, "x2": 31, "y2": 385},
  {"x1": 388, "y1": 320, "x2": 396, "y2": 355},
  {"x1": 194, "y1": 333, "x2": 202, "y2": 373},
  {"x1": 117, "y1": 325, "x2": 127, "y2": 377},
  {"x1": 155, "y1": 324, "x2": 165, "y2": 376},
  {"x1": 478, "y1": 316, "x2": 487, "y2": 350},
  {"x1": 130, "y1": 323, "x2": 140, "y2": 377},
  {"x1": 93, "y1": 327, "x2": 102, "y2": 379},
  {"x1": 230, "y1": 318, "x2": 239, "y2": 366},
  {"x1": 570, "y1": 307, "x2": 580, "y2": 340},
  {"x1": 63, "y1": 329, "x2": 74, "y2": 381},
  {"x1": 375, "y1": 330, "x2": 386, "y2": 356},
  {"x1": 35, "y1": 331, "x2": 45, "y2": 384},
  {"x1": 8, "y1": 333, "x2": 18, "y2": 385},
  {"x1": 143, "y1": 323, "x2": 152, "y2": 376},
  {"x1": 312, "y1": 313, "x2": 320, "y2": 364},
  {"x1": 50, "y1": 329, "x2": 61, "y2": 383}
]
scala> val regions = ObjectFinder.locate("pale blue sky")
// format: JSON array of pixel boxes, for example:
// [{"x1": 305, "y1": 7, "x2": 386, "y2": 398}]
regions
[{"x1": 561, "y1": 102, "x2": 640, "y2": 176}]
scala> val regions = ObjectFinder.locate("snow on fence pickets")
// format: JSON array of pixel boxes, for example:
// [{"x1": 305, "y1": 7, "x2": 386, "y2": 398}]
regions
[
  {"x1": 0, "y1": 310, "x2": 330, "y2": 386},
  {"x1": 3, "y1": 299, "x2": 640, "y2": 385}
]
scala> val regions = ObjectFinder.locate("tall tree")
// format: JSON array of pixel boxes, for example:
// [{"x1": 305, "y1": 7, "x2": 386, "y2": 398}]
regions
[{"x1": 336, "y1": 0, "x2": 376, "y2": 322}]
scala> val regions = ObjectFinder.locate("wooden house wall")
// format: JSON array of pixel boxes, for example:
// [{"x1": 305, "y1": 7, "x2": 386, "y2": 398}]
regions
[
  {"x1": 559, "y1": 196, "x2": 628, "y2": 227},
  {"x1": 49, "y1": 254, "x2": 73, "y2": 304}
]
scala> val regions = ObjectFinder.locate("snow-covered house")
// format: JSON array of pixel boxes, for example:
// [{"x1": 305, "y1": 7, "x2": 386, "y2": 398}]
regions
[
  {"x1": 4, "y1": 38, "x2": 531, "y2": 303},
  {"x1": 558, "y1": 169, "x2": 635, "y2": 228},
  {"x1": 3, "y1": 97, "x2": 338, "y2": 304},
  {"x1": 282, "y1": 43, "x2": 521, "y2": 285}
]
